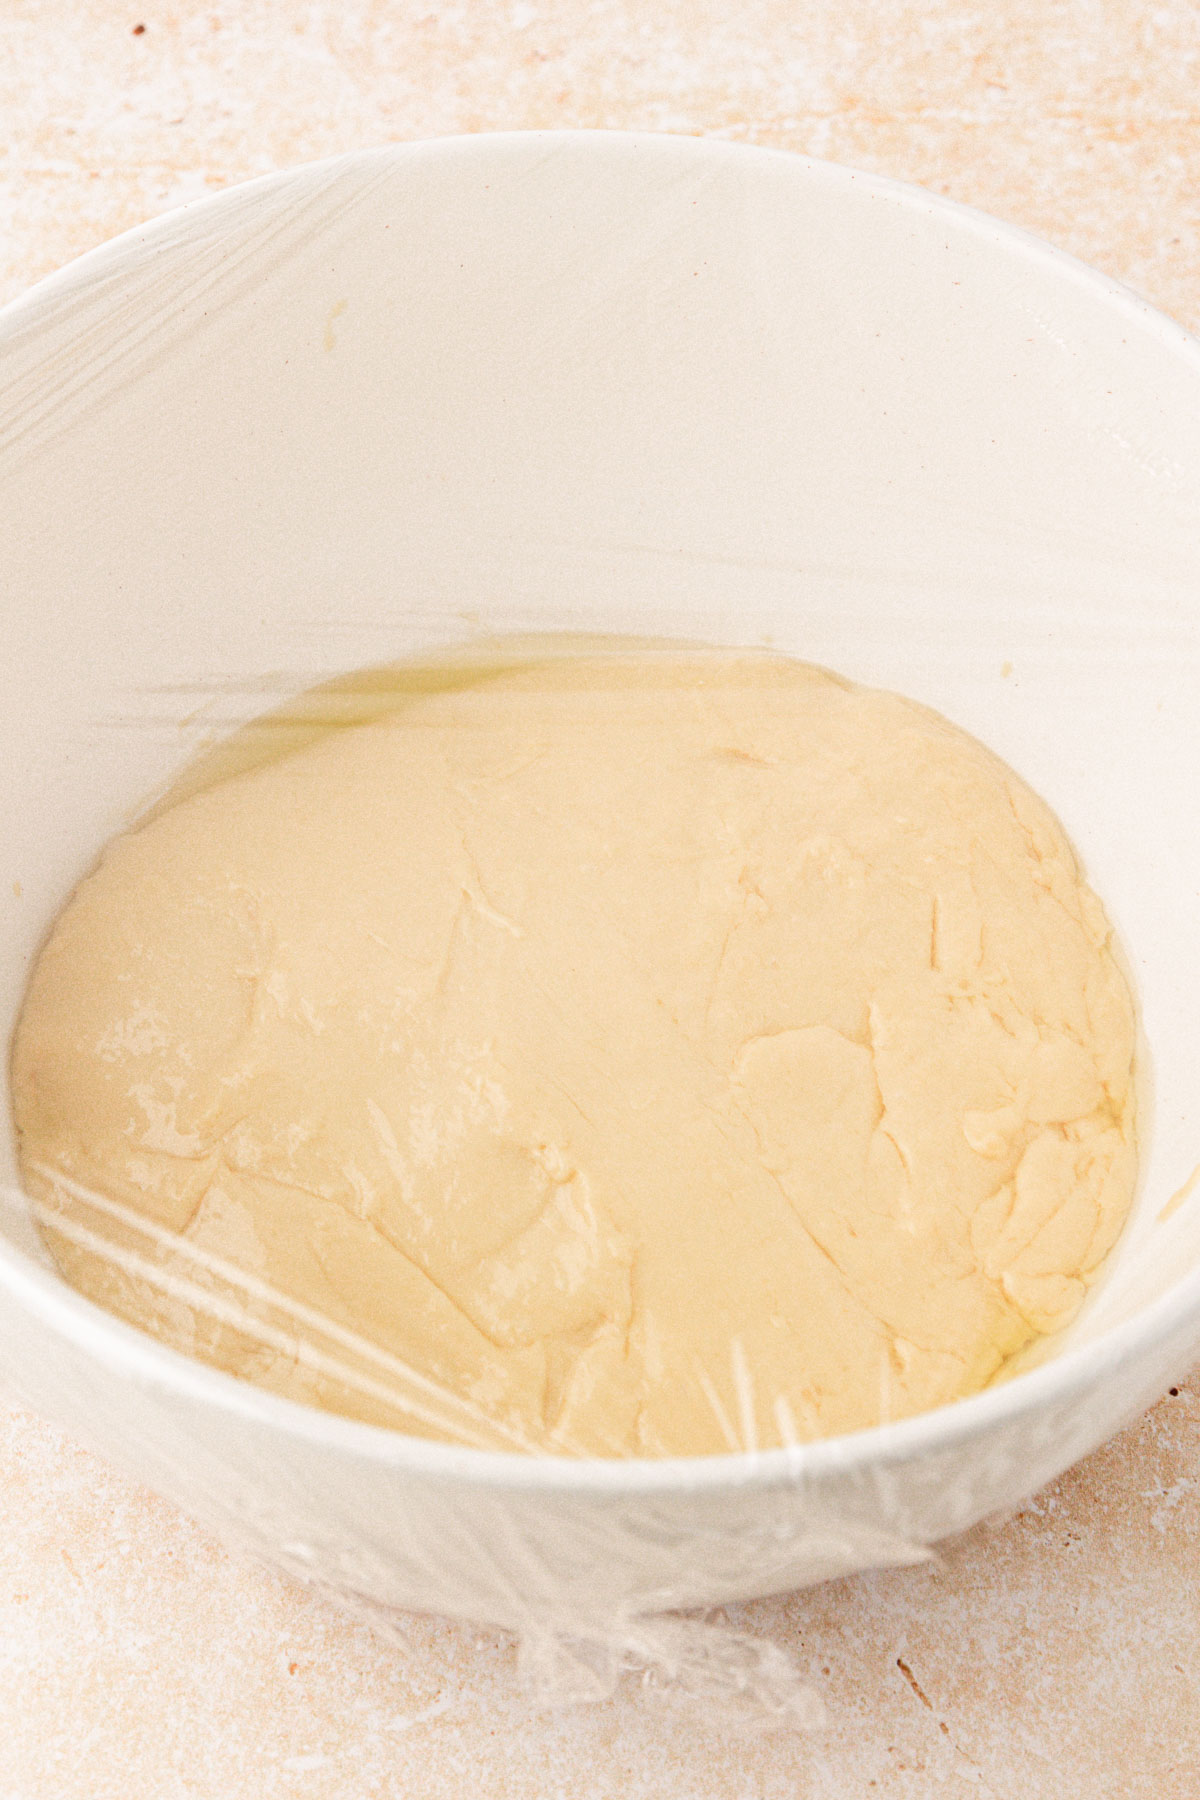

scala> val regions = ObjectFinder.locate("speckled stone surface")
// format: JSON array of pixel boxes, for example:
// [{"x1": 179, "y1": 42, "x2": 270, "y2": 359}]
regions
[{"x1": 2, "y1": 5, "x2": 1200, "y2": 1794}]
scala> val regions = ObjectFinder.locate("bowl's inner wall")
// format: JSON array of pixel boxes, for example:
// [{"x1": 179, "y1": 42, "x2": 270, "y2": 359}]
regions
[{"x1": 2, "y1": 135, "x2": 1198, "y2": 1348}]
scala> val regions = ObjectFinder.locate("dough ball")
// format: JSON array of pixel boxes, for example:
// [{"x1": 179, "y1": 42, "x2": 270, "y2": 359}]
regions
[{"x1": 11, "y1": 650, "x2": 1138, "y2": 1456}]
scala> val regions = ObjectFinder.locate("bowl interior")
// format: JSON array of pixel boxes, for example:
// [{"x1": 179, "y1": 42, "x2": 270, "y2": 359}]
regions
[{"x1": 2, "y1": 130, "x2": 1199, "y2": 1402}]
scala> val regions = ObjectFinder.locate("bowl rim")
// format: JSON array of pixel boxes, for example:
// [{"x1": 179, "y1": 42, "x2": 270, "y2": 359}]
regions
[{"x1": 3, "y1": 126, "x2": 1199, "y2": 1498}]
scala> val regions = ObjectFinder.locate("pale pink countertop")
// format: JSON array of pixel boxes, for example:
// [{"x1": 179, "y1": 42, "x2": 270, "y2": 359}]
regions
[{"x1": 3, "y1": 5, "x2": 1200, "y2": 1795}]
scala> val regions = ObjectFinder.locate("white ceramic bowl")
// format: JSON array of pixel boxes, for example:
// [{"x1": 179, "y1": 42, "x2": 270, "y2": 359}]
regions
[{"x1": 2, "y1": 133, "x2": 1199, "y2": 1647}]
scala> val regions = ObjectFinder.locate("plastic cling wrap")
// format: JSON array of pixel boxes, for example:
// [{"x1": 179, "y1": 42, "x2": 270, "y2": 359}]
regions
[
  {"x1": 3, "y1": 134, "x2": 1200, "y2": 1728},
  {"x1": 3, "y1": 1156, "x2": 1199, "y2": 1724}
]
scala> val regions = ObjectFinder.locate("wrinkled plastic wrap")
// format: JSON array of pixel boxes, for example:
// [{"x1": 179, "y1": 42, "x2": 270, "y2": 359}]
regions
[
  {"x1": 5, "y1": 1159, "x2": 1200, "y2": 1726},
  {"x1": 1, "y1": 1146, "x2": 1198, "y2": 1723},
  {"x1": 2, "y1": 133, "x2": 1200, "y2": 1725}
]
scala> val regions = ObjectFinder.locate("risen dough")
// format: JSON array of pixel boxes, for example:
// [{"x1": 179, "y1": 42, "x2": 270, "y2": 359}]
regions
[{"x1": 11, "y1": 650, "x2": 1138, "y2": 1455}]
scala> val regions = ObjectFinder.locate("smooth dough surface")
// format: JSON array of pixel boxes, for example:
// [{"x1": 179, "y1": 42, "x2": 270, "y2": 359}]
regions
[{"x1": 11, "y1": 651, "x2": 1138, "y2": 1456}]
